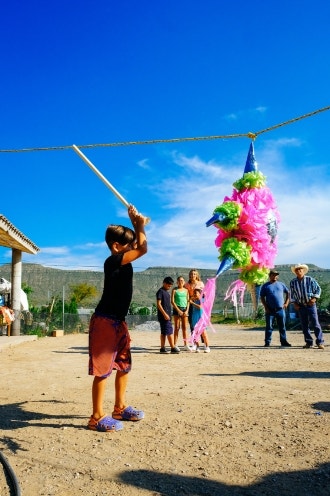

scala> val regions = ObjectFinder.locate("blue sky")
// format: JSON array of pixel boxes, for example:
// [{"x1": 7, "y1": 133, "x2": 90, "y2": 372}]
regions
[{"x1": 1, "y1": 0, "x2": 330, "y2": 273}]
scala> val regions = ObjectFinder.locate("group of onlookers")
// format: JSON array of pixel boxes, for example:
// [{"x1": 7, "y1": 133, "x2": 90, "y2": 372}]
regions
[
  {"x1": 156, "y1": 263, "x2": 326, "y2": 354},
  {"x1": 156, "y1": 269, "x2": 210, "y2": 354},
  {"x1": 260, "y1": 263, "x2": 325, "y2": 349}
]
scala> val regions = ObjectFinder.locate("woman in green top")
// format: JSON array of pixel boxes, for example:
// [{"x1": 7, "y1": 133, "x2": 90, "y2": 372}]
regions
[{"x1": 171, "y1": 276, "x2": 190, "y2": 350}]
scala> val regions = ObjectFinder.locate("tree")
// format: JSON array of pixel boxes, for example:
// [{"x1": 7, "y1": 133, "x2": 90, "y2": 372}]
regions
[
  {"x1": 129, "y1": 302, "x2": 140, "y2": 315},
  {"x1": 22, "y1": 282, "x2": 33, "y2": 295},
  {"x1": 151, "y1": 303, "x2": 157, "y2": 315},
  {"x1": 318, "y1": 280, "x2": 330, "y2": 310},
  {"x1": 25, "y1": 283, "x2": 98, "y2": 335},
  {"x1": 138, "y1": 306, "x2": 150, "y2": 315},
  {"x1": 69, "y1": 283, "x2": 98, "y2": 306}
]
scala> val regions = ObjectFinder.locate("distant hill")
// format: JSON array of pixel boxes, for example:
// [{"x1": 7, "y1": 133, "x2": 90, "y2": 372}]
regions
[{"x1": 1, "y1": 263, "x2": 330, "y2": 309}]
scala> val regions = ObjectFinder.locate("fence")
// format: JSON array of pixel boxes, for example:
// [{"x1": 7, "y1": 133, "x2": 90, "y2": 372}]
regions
[
  {"x1": 17, "y1": 312, "x2": 160, "y2": 336},
  {"x1": 8, "y1": 304, "x2": 306, "y2": 337}
]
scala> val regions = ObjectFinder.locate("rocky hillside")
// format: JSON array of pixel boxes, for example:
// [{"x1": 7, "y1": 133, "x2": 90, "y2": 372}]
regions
[{"x1": 1, "y1": 263, "x2": 330, "y2": 310}]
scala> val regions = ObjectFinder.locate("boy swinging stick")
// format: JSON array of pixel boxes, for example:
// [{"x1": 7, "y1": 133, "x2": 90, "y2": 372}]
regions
[{"x1": 73, "y1": 145, "x2": 149, "y2": 432}]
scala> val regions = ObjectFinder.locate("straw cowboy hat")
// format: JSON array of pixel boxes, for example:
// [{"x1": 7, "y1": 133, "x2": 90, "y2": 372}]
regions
[{"x1": 291, "y1": 263, "x2": 309, "y2": 275}]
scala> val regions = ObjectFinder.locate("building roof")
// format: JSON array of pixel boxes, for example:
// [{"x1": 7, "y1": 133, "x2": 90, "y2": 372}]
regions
[{"x1": 0, "y1": 214, "x2": 40, "y2": 254}]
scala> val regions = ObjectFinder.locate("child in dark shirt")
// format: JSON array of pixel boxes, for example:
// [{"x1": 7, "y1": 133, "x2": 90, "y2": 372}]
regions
[
  {"x1": 156, "y1": 277, "x2": 180, "y2": 354},
  {"x1": 88, "y1": 205, "x2": 148, "y2": 432}
]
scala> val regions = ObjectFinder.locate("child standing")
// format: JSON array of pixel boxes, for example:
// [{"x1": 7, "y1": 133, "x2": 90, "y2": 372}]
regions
[
  {"x1": 88, "y1": 205, "x2": 148, "y2": 432},
  {"x1": 171, "y1": 276, "x2": 190, "y2": 350},
  {"x1": 189, "y1": 288, "x2": 211, "y2": 353},
  {"x1": 184, "y1": 269, "x2": 205, "y2": 333},
  {"x1": 156, "y1": 277, "x2": 180, "y2": 354}
]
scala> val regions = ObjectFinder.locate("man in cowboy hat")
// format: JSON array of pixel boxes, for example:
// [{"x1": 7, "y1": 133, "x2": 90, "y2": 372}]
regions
[
  {"x1": 260, "y1": 269, "x2": 291, "y2": 347},
  {"x1": 290, "y1": 264, "x2": 325, "y2": 349}
]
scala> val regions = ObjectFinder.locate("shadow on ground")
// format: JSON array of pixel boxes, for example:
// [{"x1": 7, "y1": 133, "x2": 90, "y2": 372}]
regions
[
  {"x1": 202, "y1": 370, "x2": 330, "y2": 379},
  {"x1": 0, "y1": 401, "x2": 84, "y2": 432},
  {"x1": 119, "y1": 463, "x2": 330, "y2": 495}
]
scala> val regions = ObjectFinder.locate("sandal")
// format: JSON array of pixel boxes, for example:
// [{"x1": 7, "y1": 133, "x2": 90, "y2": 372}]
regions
[
  {"x1": 88, "y1": 415, "x2": 123, "y2": 432},
  {"x1": 112, "y1": 405, "x2": 144, "y2": 421}
]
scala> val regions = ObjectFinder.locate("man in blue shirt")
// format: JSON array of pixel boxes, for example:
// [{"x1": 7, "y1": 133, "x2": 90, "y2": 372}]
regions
[
  {"x1": 260, "y1": 269, "x2": 291, "y2": 347},
  {"x1": 290, "y1": 264, "x2": 325, "y2": 349}
]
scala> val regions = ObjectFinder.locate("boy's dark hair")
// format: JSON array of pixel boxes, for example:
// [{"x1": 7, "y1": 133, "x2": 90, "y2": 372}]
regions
[
  {"x1": 163, "y1": 276, "x2": 174, "y2": 284},
  {"x1": 105, "y1": 225, "x2": 136, "y2": 249}
]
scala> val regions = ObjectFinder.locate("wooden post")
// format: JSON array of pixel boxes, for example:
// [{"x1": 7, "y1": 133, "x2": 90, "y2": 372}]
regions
[{"x1": 11, "y1": 249, "x2": 22, "y2": 336}]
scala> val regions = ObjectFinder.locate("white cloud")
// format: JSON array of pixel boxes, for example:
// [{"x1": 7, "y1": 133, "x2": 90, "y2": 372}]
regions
[
  {"x1": 255, "y1": 106, "x2": 267, "y2": 114},
  {"x1": 81, "y1": 241, "x2": 105, "y2": 249},
  {"x1": 224, "y1": 112, "x2": 238, "y2": 121},
  {"x1": 223, "y1": 106, "x2": 268, "y2": 123},
  {"x1": 262, "y1": 140, "x2": 330, "y2": 268},
  {"x1": 141, "y1": 154, "x2": 243, "y2": 271},
  {"x1": 275, "y1": 184, "x2": 330, "y2": 268},
  {"x1": 137, "y1": 158, "x2": 150, "y2": 170},
  {"x1": 39, "y1": 246, "x2": 70, "y2": 255}
]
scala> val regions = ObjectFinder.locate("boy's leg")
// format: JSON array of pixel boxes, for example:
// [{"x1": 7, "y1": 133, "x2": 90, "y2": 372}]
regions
[
  {"x1": 112, "y1": 371, "x2": 145, "y2": 421},
  {"x1": 162, "y1": 320, "x2": 178, "y2": 351},
  {"x1": 89, "y1": 375, "x2": 124, "y2": 432},
  {"x1": 160, "y1": 334, "x2": 166, "y2": 348},
  {"x1": 114, "y1": 370, "x2": 129, "y2": 410},
  {"x1": 92, "y1": 376, "x2": 107, "y2": 420}
]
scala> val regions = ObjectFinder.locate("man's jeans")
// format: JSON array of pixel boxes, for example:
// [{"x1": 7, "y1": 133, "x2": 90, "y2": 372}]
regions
[
  {"x1": 265, "y1": 308, "x2": 287, "y2": 345},
  {"x1": 297, "y1": 304, "x2": 324, "y2": 345}
]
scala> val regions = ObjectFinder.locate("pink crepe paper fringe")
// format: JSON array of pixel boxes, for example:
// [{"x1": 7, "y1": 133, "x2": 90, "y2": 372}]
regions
[
  {"x1": 189, "y1": 277, "x2": 217, "y2": 344},
  {"x1": 224, "y1": 280, "x2": 247, "y2": 307},
  {"x1": 215, "y1": 186, "x2": 280, "y2": 268}
]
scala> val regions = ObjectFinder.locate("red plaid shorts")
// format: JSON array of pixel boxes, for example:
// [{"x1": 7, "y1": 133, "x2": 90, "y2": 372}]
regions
[{"x1": 88, "y1": 314, "x2": 132, "y2": 377}]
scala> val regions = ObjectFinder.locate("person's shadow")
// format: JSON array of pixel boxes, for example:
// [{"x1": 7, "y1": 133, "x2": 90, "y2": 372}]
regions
[
  {"x1": 0, "y1": 400, "x2": 86, "y2": 456},
  {"x1": 0, "y1": 400, "x2": 84, "y2": 433},
  {"x1": 119, "y1": 463, "x2": 330, "y2": 495}
]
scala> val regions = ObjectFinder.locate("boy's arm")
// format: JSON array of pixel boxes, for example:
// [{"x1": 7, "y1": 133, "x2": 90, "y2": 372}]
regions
[
  {"x1": 122, "y1": 205, "x2": 147, "y2": 264},
  {"x1": 157, "y1": 299, "x2": 170, "y2": 321}
]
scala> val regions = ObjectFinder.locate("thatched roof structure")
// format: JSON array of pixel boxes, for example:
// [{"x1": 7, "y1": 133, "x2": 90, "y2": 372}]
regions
[
  {"x1": 0, "y1": 214, "x2": 39, "y2": 254},
  {"x1": 0, "y1": 214, "x2": 39, "y2": 335}
]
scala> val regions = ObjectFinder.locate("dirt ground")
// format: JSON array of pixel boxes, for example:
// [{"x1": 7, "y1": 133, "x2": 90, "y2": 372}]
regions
[{"x1": 0, "y1": 325, "x2": 329, "y2": 496}]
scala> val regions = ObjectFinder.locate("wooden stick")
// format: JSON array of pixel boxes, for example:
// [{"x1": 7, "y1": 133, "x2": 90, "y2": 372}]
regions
[
  {"x1": 72, "y1": 145, "x2": 150, "y2": 224},
  {"x1": 72, "y1": 144, "x2": 129, "y2": 207}
]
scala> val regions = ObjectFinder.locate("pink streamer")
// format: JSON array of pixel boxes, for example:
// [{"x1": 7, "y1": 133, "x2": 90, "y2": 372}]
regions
[
  {"x1": 189, "y1": 277, "x2": 217, "y2": 344},
  {"x1": 224, "y1": 280, "x2": 247, "y2": 307}
]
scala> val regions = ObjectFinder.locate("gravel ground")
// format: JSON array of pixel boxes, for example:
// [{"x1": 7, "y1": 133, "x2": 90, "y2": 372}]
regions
[{"x1": 0, "y1": 325, "x2": 329, "y2": 495}]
